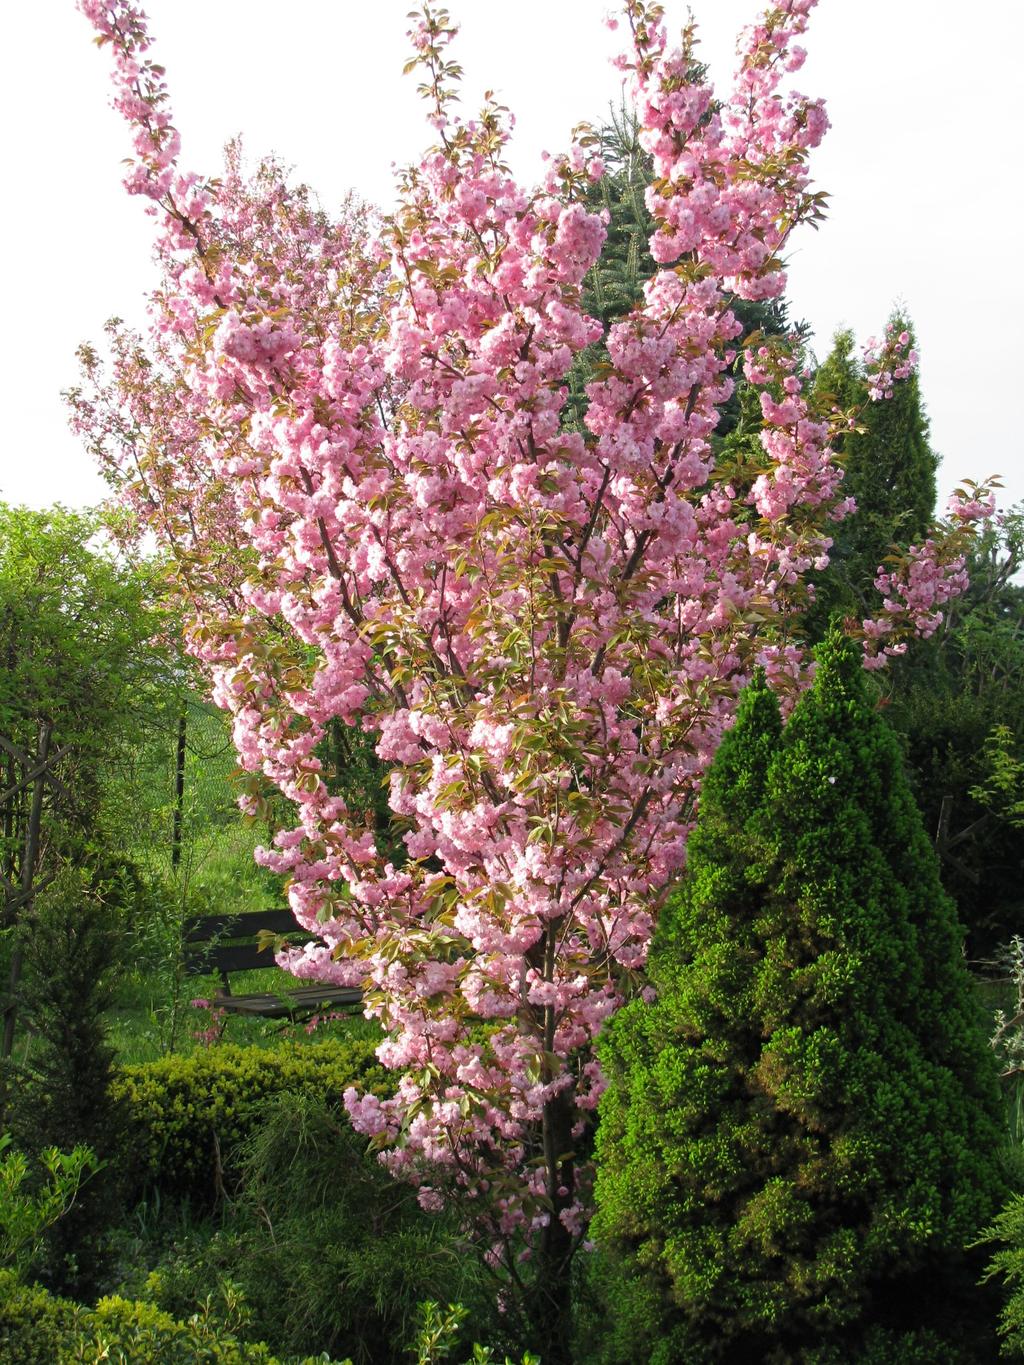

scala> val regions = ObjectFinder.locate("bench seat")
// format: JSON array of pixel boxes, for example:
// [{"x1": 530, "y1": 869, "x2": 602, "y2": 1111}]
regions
[
  {"x1": 184, "y1": 909, "x2": 363, "y2": 1023},
  {"x1": 212, "y1": 984, "x2": 363, "y2": 1018}
]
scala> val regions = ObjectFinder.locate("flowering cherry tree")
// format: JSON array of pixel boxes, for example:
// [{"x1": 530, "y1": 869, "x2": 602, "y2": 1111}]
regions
[{"x1": 72, "y1": 0, "x2": 993, "y2": 1349}]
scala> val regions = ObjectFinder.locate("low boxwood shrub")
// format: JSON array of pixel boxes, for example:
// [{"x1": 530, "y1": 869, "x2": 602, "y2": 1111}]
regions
[
  {"x1": 0, "y1": 1269, "x2": 350, "y2": 1363},
  {"x1": 113, "y1": 1037, "x2": 392, "y2": 1205},
  {"x1": 0, "y1": 1269, "x2": 82, "y2": 1364}
]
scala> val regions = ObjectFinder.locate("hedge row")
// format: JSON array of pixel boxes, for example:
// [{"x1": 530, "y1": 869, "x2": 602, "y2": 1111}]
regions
[
  {"x1": 0, "y1": 1269, "x2": 350, "y2": 1364},
  {"x1": 112, "y1": 1037, "x2": 393, "y2": 1205}
]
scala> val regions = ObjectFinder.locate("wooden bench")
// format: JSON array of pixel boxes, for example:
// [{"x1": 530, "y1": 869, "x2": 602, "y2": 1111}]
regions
[{"x1": 183, "y1": 909, "x2": 363, "y2": 1022}]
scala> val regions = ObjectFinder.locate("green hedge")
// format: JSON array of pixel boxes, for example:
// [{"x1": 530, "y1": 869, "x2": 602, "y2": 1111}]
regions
[
  {"x1": 0, "y1": 1271, "x2": 82, "y2": 1365},
  {"x1": 113, "y1": 1038, "x2": 392, "y2": 1204},
  {"x1": 0, "y1": 1269, "x2": 350, "y2": 1363}
]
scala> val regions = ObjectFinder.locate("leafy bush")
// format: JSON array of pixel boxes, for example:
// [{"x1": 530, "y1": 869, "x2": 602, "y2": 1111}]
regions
[
  {"x1": 979, "y1": 1193, "x2": 1024, "y2": 1357},
  {"x1": 592, "y1": 639, "x2": 1007, "y2": 1362},
  {"x1": 0, "y1": 1268, "x2": 350, "y2": 1363},
  {"x1": 0, "y1": 1135, "x2": 100, "y2": 1280},
  {"x1": 86, "y1": 1294, "x2": 282, "y2": 1363},
  {"x1": 411, "y1": 1300, "x2": 540, "y2": 1364},
  {"x1": 137, "y1": 1093, "x2": 492, "y2": 1365},
  {"x1": 113, "y1": 1037, "x2": 392, "y2": 1206}
]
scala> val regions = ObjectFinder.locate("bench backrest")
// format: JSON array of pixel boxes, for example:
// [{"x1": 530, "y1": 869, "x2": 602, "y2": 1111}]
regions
[{"x1": 182, "y1": 909, "x2": 313, "y2": 978}]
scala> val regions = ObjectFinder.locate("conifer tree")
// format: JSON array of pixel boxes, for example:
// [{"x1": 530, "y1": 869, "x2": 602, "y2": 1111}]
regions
[
  {"x1": 888, "y1": 507, "x2": 1024, "y2": 951},
  {"x1": 8, "y1": 869, "x2": 128, "y2": 1297},
  {"x1": 810, "y1": 319, "x2": 938, "y2": 627},
  {"x1": 581, "y1": 103, "x2": 656, "y2": 331},
  {"x1": 592, "y1": 635, "x2": 1005, "y2": 1363}
]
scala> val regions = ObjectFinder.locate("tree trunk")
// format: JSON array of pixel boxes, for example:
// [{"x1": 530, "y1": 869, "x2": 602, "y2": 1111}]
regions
[
  {"x1": 531, "y1": 1069, "x2": 577, "y2": 1363},
  {"x1": 518, "y1": 918, "x2": 579, "y2": 1363}
]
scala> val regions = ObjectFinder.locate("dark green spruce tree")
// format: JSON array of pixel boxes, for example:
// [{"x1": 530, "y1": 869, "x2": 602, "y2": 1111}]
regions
[
  {"x1": 885, "y1": 506, "x2": 1024, "y2": 953},
  {"x1": 808, "y1": 319, "x2": 938, "y2": 630},
  {"x1": 7, "y1": 868, "x2": 129, "y2": 1298},
  {"x1": 591, "y1": 635, "x2": 1006, "y2": 1364}
]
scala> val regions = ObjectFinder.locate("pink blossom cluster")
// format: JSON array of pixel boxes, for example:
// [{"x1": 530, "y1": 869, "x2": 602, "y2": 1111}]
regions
[
  {"x1": 621, "y1": 0, "x2": 827, "y2": 297},
  {"x1": 72, "y1": 0, "x2": 990, "y2": 1269},
  {"x1": 863, "y1": 321, "x2": 919, "y2": 400},
  {"x1": 861, "y1": 486, "x2": 996, "y2": 667}
]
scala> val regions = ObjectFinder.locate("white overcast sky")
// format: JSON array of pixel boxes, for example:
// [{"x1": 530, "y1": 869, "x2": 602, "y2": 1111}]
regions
[{"x1": 1, "y1": 0, "x2": 1021, "y2": 514}]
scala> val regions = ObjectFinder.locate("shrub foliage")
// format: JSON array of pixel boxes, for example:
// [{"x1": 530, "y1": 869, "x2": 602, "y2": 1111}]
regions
[
  {"x1": 112, "y1": 1037, "x2": 391, "y2": 1206},
  {"x1": 978, "y1": 1191, "x2": 1024, "y2": 1358},
  {"x1": 0, "y1": 1268, "x2": 349, "y2": 1364},
  {"x1": 138, "y1": 1093, "x2": 493, "y2": 1365}
]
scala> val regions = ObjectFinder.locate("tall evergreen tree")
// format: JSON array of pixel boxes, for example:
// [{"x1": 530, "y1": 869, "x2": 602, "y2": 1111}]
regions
[
  {"x1": 592, "y1": 636, "x2": 1005, "y2": 1363},
  {"x1": 809, "y1": 319, "x2": 938, "y2": 628},
  {"x1": 8, "y1": 868, "x2": 128, "y2": 1298},
  {"x1": 580, "y1": 103, "x2": 657, "y2": 333},
  {"x1": 886, "y1": 505, "x2": 1024, "y2": 953}
]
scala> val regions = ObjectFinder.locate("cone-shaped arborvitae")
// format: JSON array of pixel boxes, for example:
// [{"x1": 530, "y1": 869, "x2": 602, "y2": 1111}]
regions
[
  {"x1": 591, "y1": 636, "x2": 1006, "y2": 1364},
  {"x1": 808, "y1": 319, "x2": 938, "y2": 631}
]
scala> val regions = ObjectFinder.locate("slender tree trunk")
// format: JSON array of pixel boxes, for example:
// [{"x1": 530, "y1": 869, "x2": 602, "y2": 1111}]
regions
[
  {"x1": 532, "y1": 1085, "x2": 577, "y2": 1364},
  {"x1": 524, "y1": 916, "x2": 578, "y2": 1364},
  {"x1": 1, "y1": 751, "x2": 14, "y2": 896},
  {"x1": 1, "y1": 627, "x2": 16, "y2": 895}
]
